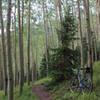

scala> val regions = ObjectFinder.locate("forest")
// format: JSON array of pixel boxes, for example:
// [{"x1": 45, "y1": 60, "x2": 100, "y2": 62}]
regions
[{"x1": 0, "y1": 0, "x2": 100, "y2": 100}]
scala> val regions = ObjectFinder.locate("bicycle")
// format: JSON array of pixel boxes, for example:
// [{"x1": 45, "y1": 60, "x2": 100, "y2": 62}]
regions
[{"x1": 69, "y1": 68, "x2": 92, "y2": 95}]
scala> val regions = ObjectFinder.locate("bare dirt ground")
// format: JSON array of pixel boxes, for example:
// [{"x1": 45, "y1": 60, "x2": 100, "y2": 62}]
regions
[{"x1": 33, "y1": 84, "x2": 53, "y2": 100}]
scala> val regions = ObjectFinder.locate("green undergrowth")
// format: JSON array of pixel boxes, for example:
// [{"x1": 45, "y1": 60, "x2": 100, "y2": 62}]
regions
[
  {"x1": 53, "y1": 61, "x2": 100, "y2": 100},
  {"x1": 0, "y1": 83, "x2": 38, "y2": 100},
  {"x1": 34, "y1": 61, "x2": 100, "y2": 100},
  {"x1": 34, "y1": 77, "x2": 52, "y2": 85}
]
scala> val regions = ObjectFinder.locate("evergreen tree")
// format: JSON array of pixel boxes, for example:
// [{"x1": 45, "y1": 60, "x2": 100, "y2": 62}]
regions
[
  {"x1": 51, "y1": 11, "x2": 78, "y2": 82},
  {"x1": 40, "y1": 10, "x2": 79, "y2": 83}
]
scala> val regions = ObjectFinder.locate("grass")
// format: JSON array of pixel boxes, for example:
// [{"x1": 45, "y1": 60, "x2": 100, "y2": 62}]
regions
[
  {"x1": 1, "y1": 61, "x2": 100, "y2": 100},
  {"x1": 34, "y1": 77, "x2": 52, "y2": 85},
  {"x1": 0, "y1": 83, "x2": 38, "y2": 100},
  {"x1": 93, "y1": 62, "x2": 100, "y2": 87},
  {"x1": 34, "y1": 61, "x2": 100, "y2": 100},
  {"x1": 50, "y1": 61, "x2": 100, "y2": 100}
]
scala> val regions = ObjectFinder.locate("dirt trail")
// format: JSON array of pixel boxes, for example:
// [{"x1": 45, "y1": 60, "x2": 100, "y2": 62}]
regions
[{"x1": 33, "y1": 84, "x2": 53, "y2": 100}]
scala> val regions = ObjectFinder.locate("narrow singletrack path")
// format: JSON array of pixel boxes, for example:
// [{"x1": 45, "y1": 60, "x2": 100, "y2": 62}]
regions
[{"x1": 33, "y1": 84, "x2": 52, "y2": 100}]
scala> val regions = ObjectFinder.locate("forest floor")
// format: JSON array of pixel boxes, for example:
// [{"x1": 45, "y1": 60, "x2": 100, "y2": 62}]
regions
[
  {"x1": 33, "y1": 84, "x2": 52, "y2": 100},
  {"x1": 0, "y1": 62, "x2": 100, "y2": 100},
  {"x1": 34, "y1": 61, "x2": 100, "y2": 100},
  {"x1": 0, "y1": 83, "x2": 38, "y2": 100}
]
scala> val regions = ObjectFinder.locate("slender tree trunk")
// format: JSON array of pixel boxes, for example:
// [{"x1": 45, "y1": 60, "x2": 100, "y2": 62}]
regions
[
  {"x1": 18, "y1": 0, "x2": 24, "y2": 95},
  {"x1": 66, "y1": 0, "x2": 68, "y2": 14},
  {"x1": 54, "y1": 0, "x2": 59, "y2": 29},
  {"x1": 98, "y1": 1, "x2": 100, "y2": 34},
  {"x1": 31, "y1": 30, "x2": 37, "y2": 81},
  {"x1": 91, "y1": 11, "x2": 98, "y2": 62},
  {"x1": 27, "y1": 0, "x2": 31, "y2": 85},
  {"x1": 72, "y1": 0, "x2": 74, "y2": 14},
  {"x1": 6, "y1": 0, "x2": 13, "y2": 99},
  {"x1": 0, "y1": 41, "x2": 3, "y2": 90},
  {"x1": 54, "y1": 0, "x2": 59, "y2": 45},
  {"x1": 42, "y1": 0, "x2": 49, "y2": 76},
  {"x1": 78, "y1": 0, "x2": 84, "y2": 74},
  {"x1": 31, "y1": 35, "x2": 35, "y2": 81},
  {"x1": 33, "y1": 62, "x2": 37, "y2": 81},
  {"x1": 83, "y1": 0, "x2": 93, "y2": 89},
  {"x1": 58, "y1": 0, "x2": 62, "y2": 23},
  {"x1": 36, "y1": 31, "x2": 39, "y2": 80},
  {"x1": 49, "y1": 20, "x2": 55, "y2": 47},
  {"x1": 91, "y1": 40, "x2": 94, "y2": 63},
  {"x1": 0, "y1": 0, "x2": 8, "y2": 96},
  {"x1": 91, "y1": 11, "x2": 94, "y2": 63},
  {"x1": 14, "y1": 0, "x2": 18, "y2": 87},
  {"x1": 21, "y1": 0, "x2": 24, "y2": 85},
  {"x1": 94, "y1": 38, "x2": 97, "y2": 61},
  {"x1": 96, "y1": 0, "x2": 100, "y2": 59},
  {"x1": 71, "y1": 0, "x2": 74, "y2": 50}
]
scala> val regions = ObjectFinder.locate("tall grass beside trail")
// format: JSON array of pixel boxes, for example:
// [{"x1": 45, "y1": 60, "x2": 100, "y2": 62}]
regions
[
  {"x1": 63, "y1": 61, "x2": 100, "y2": 100},
  {"x1": 34, "y1": 62, "x2": 100, "y2": 100},
  {"x1": 0, "y1": 62, "x2": 100, "y2": 100},
  {"x1": 93, "y1": 61, "x2": 100, "y2": 87},
  {"x1": 0, "y1": 83, "x2": 38, "y2": 100},
  {"x1": 44, "y1": 61, "x2": 100, "y2": 100}
]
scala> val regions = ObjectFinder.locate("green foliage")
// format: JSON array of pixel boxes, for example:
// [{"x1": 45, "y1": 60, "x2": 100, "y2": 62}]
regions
[
  {"x1": 34, "y1": 77, "x2": 52, "y2": 85},
  {"x1": 49, "y1": 12, "x2": 78, "y2": 83},
  {"x1": 39, "y1": 54, "x2": 47, "y2": 78},
  {"x1": 93, "y1": 62, "x2": 100, "y2": 87},
  {"x1": 40, "y1": 11, "x2": 79, "y2": 83},
  {"x1": 77, "y1": 37, "x2": 88, "y2": 65},
  {"x1": 39, "y1": 50, "x2": 51, "y2": 78},
  {"x1": 57, "y1": 62, "x2": 100, "y2": 100},
  {"x1": 27, "y1": 61, "x2": 100, "y2": 100},
  {"x1": 59, "y1": 12, "x2": 77, "y2": 46},
  {"x1": 38, "y1": 62, "x2": 100, "y2": 100},
  {"x1": 97, "y1": 41, "x2": 100, "y2": 60},
  {"x1": 83, "y1": 37, "x2": 88, "y2": 64},
  {"x1": 74, "y1": 46, "x2": 81, "y2": 67},
  {"x1": 0, "y1": 84, "x2": 38, "y2": 100},
  {"x1": 49, "y1": 47, "x2": 75, "y2": 82}
]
